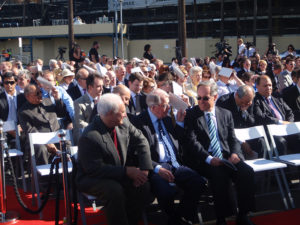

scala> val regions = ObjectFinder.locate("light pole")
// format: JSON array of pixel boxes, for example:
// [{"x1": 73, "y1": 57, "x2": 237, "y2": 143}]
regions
[
  {"x1": 114, "y1": 0, "x2": 118, "y2": 58},
  {"x1": 119, "y1": 0, "x2": 124, "y2": 59}
]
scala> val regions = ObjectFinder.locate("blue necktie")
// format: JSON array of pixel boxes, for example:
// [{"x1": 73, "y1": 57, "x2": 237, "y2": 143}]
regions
[
  {"x1": 157, "y1": 119, "x2": 180, "y2": 168},
  {"x1": 207, "y1": 112, "x2": 223, "y2": 159}
]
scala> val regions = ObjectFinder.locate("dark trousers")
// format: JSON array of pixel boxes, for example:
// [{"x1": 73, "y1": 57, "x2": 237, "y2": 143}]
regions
[
  {"x1": 196, "y1": 161, "x2": 255, "y2": 219},
  {"x1": 85, "y1": 178, "x2": 150, "y2": 225},
  {"x1": 150, "y1": 163, "x2": 206, "y2": 222}
]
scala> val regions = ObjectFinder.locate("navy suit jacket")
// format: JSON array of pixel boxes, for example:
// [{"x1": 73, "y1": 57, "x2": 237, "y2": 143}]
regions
[
  {"x1": 282, "y1": 85, "x2": 300, "y2": 122},
  {"x1": 134, "y1": 110, "x2": 184, "y2": 168},
  {"x1": 184, "y1": 106, "x2": 243, "y2": 168},
  {"x1": 253, "y1": 92, "x2": 294, "y2": 125},
  {"x1": 67, "y1": 84, "x2": 82, "y2": 101}
]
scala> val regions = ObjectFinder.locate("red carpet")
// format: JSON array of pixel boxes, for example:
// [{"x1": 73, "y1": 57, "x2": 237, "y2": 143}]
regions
[
  {"x1": 4, "y1": 185, "x2": 147, "y2": 224},
  {"x1": 4, "y1": 186, "x2": 300, "y2": 225}
]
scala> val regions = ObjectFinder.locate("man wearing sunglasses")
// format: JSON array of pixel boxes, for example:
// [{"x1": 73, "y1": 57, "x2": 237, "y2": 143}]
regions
[
  {"x1": 0, "y1": 72, "x2": 26, "y2": 123},
  {"x1": 184, "y1": 80, "x2": 255, "y2": 225}
]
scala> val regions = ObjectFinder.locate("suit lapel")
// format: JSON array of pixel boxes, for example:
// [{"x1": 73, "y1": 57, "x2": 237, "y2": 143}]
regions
[
  {"x1": 199, "y1": 112, "x2": 209, "y2": 137},
  {"x1": 115, "y1": 126, "x2": 126, "y2": 166},
  {"x1": 271, "y1": 96, "x2": 285, "y2": 119}
]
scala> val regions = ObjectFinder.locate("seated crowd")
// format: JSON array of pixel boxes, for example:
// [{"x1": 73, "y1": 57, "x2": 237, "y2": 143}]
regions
[{"x1": 0, "y1": 40, "x2": 300, "y2": 225}]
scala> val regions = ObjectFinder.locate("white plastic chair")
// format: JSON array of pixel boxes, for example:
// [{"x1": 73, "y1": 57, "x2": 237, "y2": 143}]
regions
[
  {"x1": 234, "y1": 125, "x2": 290, "y2": 209},
  {"x1": 3, "y1": 120, "x2": 26, "y2": 191},
  {"x1": 267, "y1": 122, "x2": 300, "y2": 208},
  {"x1": 28, "y1": 130, "x2": 74, "y2": 218}
]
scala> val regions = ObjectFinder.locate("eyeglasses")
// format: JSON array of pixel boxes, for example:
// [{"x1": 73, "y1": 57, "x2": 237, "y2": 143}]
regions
[
  {"x1": 4, "y1": 81, "x2": 15, "y2": 85},
  {"x1": 79, "y1": 77, "x2": 87, "y2": 80},
  {"x1": 197, "y1": 96, "x2": 211, "y2": 101}
]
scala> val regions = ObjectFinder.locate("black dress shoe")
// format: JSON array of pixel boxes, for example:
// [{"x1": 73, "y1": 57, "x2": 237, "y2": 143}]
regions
[{"x1": 236, "y1": 215, "x2": 256, "y2": 225}]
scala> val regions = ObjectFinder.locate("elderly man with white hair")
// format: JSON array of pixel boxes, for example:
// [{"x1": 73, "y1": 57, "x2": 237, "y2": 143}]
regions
[
  {"x1": 185, "y1": 66, "x2": 203, "y2": 104},
  {"x1": 76, "y1": 93, "x2": 152, "y2": 225},
  {"x1": 134, "y1": 88, "x2": 206, "y2": 225}
]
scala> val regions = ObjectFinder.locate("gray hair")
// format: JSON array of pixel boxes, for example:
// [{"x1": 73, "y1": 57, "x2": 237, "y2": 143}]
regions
[
  {"x1": 189, "y1": 66, "x2": 202, "y2": 77},
  {"x1": 197, "y1": 80, "x2": 218, "y2": 96},
  {"x1": 236, "y1": 85, "x2": 255, "y2": 99},
  {"x1": 49, "y1": 59, "x2": 57, "y2": 67},
  {"x1": 18, "y1": 69, "x2": 31, "y2": 80},
  {"x1": 97, "y1": 93, "x2": 123, "y2": 116},
  {"x1": 146, "y1": 88, "x2": 169, "y2": 107}
]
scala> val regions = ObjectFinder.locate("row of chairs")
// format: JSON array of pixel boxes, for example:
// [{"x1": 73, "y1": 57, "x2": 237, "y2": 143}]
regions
[
  {"x1": 3, "y1": 121, "x2": 300, "y2": 224},
  {"x1": 234, "y1": 123, "x2": 300, "y2": 211}
]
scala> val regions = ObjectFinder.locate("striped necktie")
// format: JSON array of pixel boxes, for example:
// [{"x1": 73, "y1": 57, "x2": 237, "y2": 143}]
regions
[{"x1": 207, "y1": 112, "x2": 223, "y2": 159}]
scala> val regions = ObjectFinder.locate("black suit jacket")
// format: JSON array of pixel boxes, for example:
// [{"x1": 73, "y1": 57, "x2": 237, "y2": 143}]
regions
[
  {"x1": 18, "y1": 98, "x2": 67, "y2": 135},
  {"x1": 128, "y1": 93, "x2": 147, "y2": 115},
  {"x1": 134, "y1": 110, "x2": 184, "y2": 168},
  {"x1": 76, "y1": 116, "x2": 152, "y2": 191},
  {"x1": 253, "y1": 92, "x2": 294, "y2": 125},
  {"x1": 216, "y1": 92, "x2": 255, "y2": 128},
  {"x1": 282, "y1": 85, "x2": 300, "y2": 122},
  {"x1": 184, "y1": 106, "x2": 243, "y2": 168},
  {"x1": 67, "y1": 84, "x2": 82, "y2": 101},
  {"x1": 0, "y1": 91, "x2": 27, "y2": 121}
]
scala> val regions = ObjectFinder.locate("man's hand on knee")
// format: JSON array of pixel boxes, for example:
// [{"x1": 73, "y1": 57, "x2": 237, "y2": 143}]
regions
[{"x1": 126, "y1": 167, "x2": 148, "y2": 187}]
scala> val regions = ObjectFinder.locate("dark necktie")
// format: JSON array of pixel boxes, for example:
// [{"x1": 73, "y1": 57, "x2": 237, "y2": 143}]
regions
[
  {"x1": 226, "y1": 83, "x2": 232, "y2": 93},
  {"x1": 157, "y1": 119, "x2": 180, "y2": 168},
  {"x1": 266, "y1": 98, "x2": 282, "y2": 120},
  {"x1": 135, "y1": 94, "x2": 141, "y2": 113},
  {"x1": 207, "y1": 112, "x2": 223, "y2": 159}
]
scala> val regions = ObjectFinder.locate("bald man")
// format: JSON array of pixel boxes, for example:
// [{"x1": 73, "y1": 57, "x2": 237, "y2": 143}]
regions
[{"x1": 253, "y1": 75, "x2": 298, "y2": 155}]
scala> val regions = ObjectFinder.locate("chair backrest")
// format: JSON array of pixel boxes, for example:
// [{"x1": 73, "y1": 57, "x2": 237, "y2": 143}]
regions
[
  {"x1": 28, "y1": 129, "x2": 73, "y2": 168},
  {"x1": 3, "y1": 120, "x2": 21, "y2": 150},
  {"x1": 267, "y1": 122, "x2": 300, "y2": 158},
  {"x1": 234, "y1": 125, "x2": 271, "y2": 158}
]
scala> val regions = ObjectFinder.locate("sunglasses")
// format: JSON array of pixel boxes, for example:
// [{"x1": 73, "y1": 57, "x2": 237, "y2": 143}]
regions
[
  {"x1": 197, "y1": 96, "x2": 211, "y2": 101},
  {"x1": 4, "y1": 81, "x2": 15, "y2": 85}
]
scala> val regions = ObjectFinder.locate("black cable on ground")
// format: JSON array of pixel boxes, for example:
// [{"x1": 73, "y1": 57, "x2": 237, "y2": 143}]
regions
[{"x1": 5, "y1": 148, "x2": 56, "y2": 214}]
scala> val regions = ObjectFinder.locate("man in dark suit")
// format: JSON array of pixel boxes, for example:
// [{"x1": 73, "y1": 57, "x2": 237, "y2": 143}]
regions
[
  {"x1": 216, "y1": 85, "x2": 263, "y2": 158},
  {"x1": 253, "y1": 75, "x2": 298, "y2": 154},
  {"x1": 184, "y1": 80, "x2": 255, "y2": 225},
  {"x1": 76, "y1": 93, "x2": 152, "y2": 225},
  {"x1": 237, "y1": 58, "x2": 252, "y2": 79},
  {"x1": 282, "y1": 69, "x2": 300, "y2": 121},
  {"x1": 127, "y1": 73, "x2": 147, "y2": 115},
  {"x1": 0, "y1": 72, "x2": 26, "y2": 122},
  {"x1": 18, "y1": 84, "x2": 67, "y2": 165},
  {"x1": 67, "y1": 68, "x2": 89, "y2": 101},
  {"x1": 134, "y1": 88, "x2": 206, "y2": 225}
]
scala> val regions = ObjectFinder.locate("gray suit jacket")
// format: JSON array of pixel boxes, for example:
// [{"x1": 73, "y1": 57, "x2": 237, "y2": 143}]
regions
[
  {"x1": 278, "y1": 70, "x2": 293, "y2": 93},
  {"x1": 76, "y1": 116, "x2": 152, "y2": 191},
  {"x1": 73, "y1": 93, "x2": 94, "y2": 144}
]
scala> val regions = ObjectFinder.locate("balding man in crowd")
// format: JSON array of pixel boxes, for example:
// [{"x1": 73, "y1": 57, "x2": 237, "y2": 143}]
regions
[
  {"x1": 76, "y1": 93, "x2": 152, "y2": 225},
  {"x1": 253, "y1": 75, "x2": 298, "y2": 155},
  {"x1": 217, "y1": 85, "x2": 263, "y2": 158},
  {"x1": 19, "y1": 84, "x2": 67, "y2": 165}
]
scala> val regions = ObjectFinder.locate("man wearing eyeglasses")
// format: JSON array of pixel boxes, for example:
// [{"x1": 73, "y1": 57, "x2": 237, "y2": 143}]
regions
[
  {"x1": 134, "y1": 88, "x2": 206, "y2": 225},
  {"x1": 18, "y1": 84, "x2": 68, "y2": 165},
  {"x1": 67, "y1": 68, "x2": 89, "y2": 101},
  {"x1": 184, "y1": 80, "x2": 255, "y2": 225}
]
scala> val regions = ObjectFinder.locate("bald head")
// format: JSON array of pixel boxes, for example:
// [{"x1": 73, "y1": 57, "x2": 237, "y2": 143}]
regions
[
  {"x1": 256, "y1": 75, "x2": 272, "y2": 98},
  {"x1": 113, "y1": 84, "x2": 131, "y2": 106}
]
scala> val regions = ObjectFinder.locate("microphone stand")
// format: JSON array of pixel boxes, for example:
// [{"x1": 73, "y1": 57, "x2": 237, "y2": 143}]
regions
[
  {"x1": 0, "y1": 120, "x2": 19, "y2": 224},
  {"x1": 58, "y1": 130, "x2": 72, "y2": 225}
]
